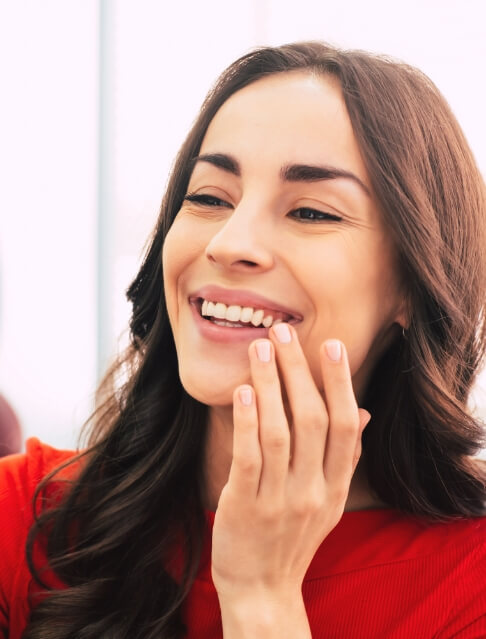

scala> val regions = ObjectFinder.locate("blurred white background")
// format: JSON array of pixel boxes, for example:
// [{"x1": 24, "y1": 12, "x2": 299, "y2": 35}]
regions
[{"x1": 0, "y1": 0, "x2": 485, "y2": 450}]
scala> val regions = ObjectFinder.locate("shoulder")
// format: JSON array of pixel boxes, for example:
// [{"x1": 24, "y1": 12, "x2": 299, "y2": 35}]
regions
[
  {"x1": 0, "y1": 438, "x2": 78, "y2": 614},
  {"x1": 0, "y1": 437, "x2": 78, "y2": 515},
  {"x1": 393, "y1": 513, "x2": 486, "y2": 570},
  {"x1": 308, "y1": 508, "x2": 486, "y2": 581},
  {"x1": 299, "y1": 511, "x2": 486, "y2": 637},
  {"x1": 377, "y1": 510, "x2": 486, "y2": 558}
]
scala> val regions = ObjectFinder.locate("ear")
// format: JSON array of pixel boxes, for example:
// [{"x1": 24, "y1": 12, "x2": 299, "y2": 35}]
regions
[{"x1": 393, "y1": 291, "x2": 411, "y2": 331}]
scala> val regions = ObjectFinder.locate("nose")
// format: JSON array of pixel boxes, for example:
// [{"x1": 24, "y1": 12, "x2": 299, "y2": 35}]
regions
[{"x1": 205, "y1": 201, "x2": 275, "y2": 273}]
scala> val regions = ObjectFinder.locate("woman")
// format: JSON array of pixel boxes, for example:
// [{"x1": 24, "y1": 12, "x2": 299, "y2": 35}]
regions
[{"x1": 1, "y1": 42, "x2": 485, "y2": 638}]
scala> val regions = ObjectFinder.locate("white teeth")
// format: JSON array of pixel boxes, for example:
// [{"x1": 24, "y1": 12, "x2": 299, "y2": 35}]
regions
[
  {"x1": 214, "y1": 302, "x2": 227, "y2": 319},
  {"x1": 250, "y1": 309, "x2": 265, "y2": 327},
  {"x1": 199, "y1": 298, "x2": 291, "y2": 328},
  {"x1": 240, "y1": 307, "x2": 254, "y2": 323},
  {"x1": 226, "y1": 305, "x2": 242, "y2": 322},
  {"x1": 212, "y1": 320, "x2": 245, "y2": 328}
]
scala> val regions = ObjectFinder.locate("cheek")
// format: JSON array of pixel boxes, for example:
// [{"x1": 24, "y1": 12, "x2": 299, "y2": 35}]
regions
[
  {"x1": 162, "y1": 228, "x2": 179, "y2": 319},
  {"x1": 163, "y1": 217, "x2": 205, "y2": 274},
  {"x1": 295, "y1": 240, "x2": 399, "y2": 388},
  {"x1": 316, "y1": 235, "x2": 398, "y2": 318},
  {"x1": 162, "y1": 220, "x2": 201, "y2": 321}
]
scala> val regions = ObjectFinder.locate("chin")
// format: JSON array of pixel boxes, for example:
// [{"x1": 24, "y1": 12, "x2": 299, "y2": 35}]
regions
[
  {"x1": 178, "y1": 364, "x2": 250, "y2": 407},
  {"x1": 180, "y1": 379, "x2": 238, "y2": 407}
]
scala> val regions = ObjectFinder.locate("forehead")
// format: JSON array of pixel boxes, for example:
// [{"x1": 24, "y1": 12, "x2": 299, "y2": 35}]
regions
[{"x1": 199, "y1": 71, "x2": 370, "y2": 189}]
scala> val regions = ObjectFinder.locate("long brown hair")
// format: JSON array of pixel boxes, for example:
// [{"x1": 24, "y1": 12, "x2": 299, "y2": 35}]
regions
[{"x1": 24, "y1": 42, "x2": 486, "y2": 639}]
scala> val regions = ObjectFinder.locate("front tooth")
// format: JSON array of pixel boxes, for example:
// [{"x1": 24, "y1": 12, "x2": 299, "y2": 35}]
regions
[
  {"x1": 214, "y1": 302, "x2": 227, "y2": 319},
  {"x1": 240, "y1": 307, "x2": 254, "y2": 323},
  {"x1": 226, "y1": 305, "x2": 242, "y2": 322},
  {"x1": 251, "y1": 309, "x2": 265, "y2": 326},
  {"x1": 202, "y1": 299, "x2": 277, "y2": 327}
]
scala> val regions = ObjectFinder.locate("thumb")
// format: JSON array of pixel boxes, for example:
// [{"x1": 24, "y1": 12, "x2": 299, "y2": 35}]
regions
[{"x1": 358, "y1": 408, "x2": 371, "y2": 433}]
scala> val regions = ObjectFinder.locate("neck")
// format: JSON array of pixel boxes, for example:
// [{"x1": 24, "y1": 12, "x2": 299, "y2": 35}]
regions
[{"x1": 202, "y1": 405, "x2": 384, "y2": 513}]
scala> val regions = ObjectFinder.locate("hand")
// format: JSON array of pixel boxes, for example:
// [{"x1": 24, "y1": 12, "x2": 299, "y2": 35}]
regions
[{"x1": 211, "y1": 323, "x2": 370, "y2": 607}]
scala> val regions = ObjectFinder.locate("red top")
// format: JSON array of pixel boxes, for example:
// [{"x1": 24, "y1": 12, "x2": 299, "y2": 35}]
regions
[{"x1": 1, "y1": 438, "x2": 485, "y2": 638}]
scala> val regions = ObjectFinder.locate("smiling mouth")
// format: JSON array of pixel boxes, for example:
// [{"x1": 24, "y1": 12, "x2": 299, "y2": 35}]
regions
[{"x1": 193, "y1": 298, "x2": 301, "y2": 329}]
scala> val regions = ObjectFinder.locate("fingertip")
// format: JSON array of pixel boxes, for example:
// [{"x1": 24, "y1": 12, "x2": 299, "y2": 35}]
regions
[
  {"x1": 358, "y1": 409, "x2": 371, "y2": 431},
  {"x1": 321, "y1": 339, "x2": 348, "y2": 364},
  {"x1": 237, "y1": 385, "x2": 253, "y2": 407},
  {"x1": 324, "y1": 339, "x2": 342, "y2": 362}
]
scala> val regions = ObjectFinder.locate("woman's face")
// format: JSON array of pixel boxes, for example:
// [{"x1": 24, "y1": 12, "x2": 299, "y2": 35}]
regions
[{"x1": 163, "y1": 71, "x2": 406, "y2": 407}]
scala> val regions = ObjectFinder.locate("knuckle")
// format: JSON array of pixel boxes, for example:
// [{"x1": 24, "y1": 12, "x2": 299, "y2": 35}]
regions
[
  {"x1": 233, "y1": 453, "x2": 261, "y2": 474},
  {"x1": 290, "y1": 483, "x2": 325, "y2": 515},
  {"x1": 262, "y1": 430, "x2": 289, "y2": 451},
  {"x1": 331, "y1": 412, "x2": 360, "y2": 437},
  {"x1": 252, "y1": 358, "x2": 277, "y2": 381},
  {"x1": 260, "y1": 501, "x2": 285, "y2": 522},
  {"x1": 331, "y1": 369, "x2": 352, "y2": 387},
  {"x1": 328, "y1": 505, "x2": 345, "y2": 530},
  {"x1": 329, "y1": 484, "x2": 350, "y2": 505},
  {"x1": 293, "y1": 494, "x2": 324, "y2": 516},
  {"x1": 258, "y1": 368, "x2": 276, "y2": 384},
  {"x1": 294, "y1": 404, "x2": 327, "y2": 431},
  {"x1": 283, "y1": 349, "x2": 304, "y2": 368}
]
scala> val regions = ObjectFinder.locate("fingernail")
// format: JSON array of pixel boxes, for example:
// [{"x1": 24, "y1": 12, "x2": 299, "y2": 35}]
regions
[
  {"x1": 325, "y1": 339, "x2": 342, "y2": 362},
  {"x1": 239, "y1": 388, "x2": 252, "y2": 406},
  {"x1": 273, "y1": 322, "x2": 291, "y2": 343},
  {"x1": 256, "y1": 340, "x2": 271, "y2": 362}
]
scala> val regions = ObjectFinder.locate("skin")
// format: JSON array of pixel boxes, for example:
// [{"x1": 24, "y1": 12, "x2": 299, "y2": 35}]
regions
[{"x1": 162, "y1": 71, "x2": 408, "y2": 636}]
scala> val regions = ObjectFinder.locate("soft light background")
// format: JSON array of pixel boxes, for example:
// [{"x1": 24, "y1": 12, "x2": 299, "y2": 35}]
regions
[{"x1": 0, "y1": 0, "x2": 485, "y2": 450}]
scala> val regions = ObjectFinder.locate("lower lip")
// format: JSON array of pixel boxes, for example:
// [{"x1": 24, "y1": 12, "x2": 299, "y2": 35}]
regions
[{"x1": 190, "y1": 301, "x2": 277, "y2": 343}]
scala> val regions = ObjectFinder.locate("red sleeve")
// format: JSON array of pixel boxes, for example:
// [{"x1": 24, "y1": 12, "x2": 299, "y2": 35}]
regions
[{"x1": 0, "y1": 438, "x2": 76, "y2": 639}]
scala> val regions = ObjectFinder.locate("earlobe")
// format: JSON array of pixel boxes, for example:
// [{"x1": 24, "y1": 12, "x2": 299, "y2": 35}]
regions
[
  {"x1": 395, "y1": 315, "x2": 409, "y2": 333},
  {"x1": 394, "y1": 291, "x2": 411, "y2": 331}
]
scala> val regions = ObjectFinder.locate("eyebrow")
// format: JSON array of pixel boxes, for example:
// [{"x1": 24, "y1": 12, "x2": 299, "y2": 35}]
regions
[{"x1": 190, "y1": 152, "x2": 370, "y2": 197}]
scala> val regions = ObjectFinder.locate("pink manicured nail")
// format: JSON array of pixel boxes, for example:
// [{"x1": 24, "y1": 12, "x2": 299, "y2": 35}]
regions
[
  {"x1": 256, "y1": 340, "x2": 271, "y2": 362},
  {"x1": 325, "y1": 340, "x2": 342, "y2": 362},
  {"x1": 239, "y1": 388, "x2": 252, "y2": 406},
  {"x1": 273, "y1": 322, "x2": 291, "y2": 343}
]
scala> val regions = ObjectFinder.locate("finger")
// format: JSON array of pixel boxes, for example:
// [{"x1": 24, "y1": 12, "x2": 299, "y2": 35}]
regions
[
  {"x1": 351, "y1": 409, "x2": 371, "y2": 471},
  {"x1": 320, "y1": 340, "x2": 361, "y2": 490},
  {"x1": 268, "y1": 322, "x2": 328, "y2": 483},
  {"x1": 249, "y1": 339, "x2": 290, "y2": 500},
  {"x1": 227, "y1": 385, "x2": 261, "y2": 498}
]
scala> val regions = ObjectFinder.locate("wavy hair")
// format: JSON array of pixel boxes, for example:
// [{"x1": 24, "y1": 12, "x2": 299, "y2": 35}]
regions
[{"x1": 24, "y1": 42, "x2": 486, "y2": 638}]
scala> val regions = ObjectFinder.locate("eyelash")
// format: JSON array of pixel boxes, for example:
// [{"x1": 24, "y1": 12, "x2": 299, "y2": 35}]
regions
[{"x1": 183, "y1": 193, "x2": 342, "y2": 223}]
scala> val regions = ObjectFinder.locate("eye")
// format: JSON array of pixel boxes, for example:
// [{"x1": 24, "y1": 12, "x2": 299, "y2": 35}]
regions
[
  {"x1": 184, "y1": 193, "x2": 232, "y2": 208},
  {"x1": 290, "y1": 207, "x2": 342, "y2": 223},
  {"x1": 183, "y1": 195, "x2": 342, "y2": 223}
]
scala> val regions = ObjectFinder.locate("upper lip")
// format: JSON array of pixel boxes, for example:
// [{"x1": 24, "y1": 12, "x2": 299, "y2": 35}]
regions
[{"x1": 189, "y1": 284, "x2": 303, "y2": 321}]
